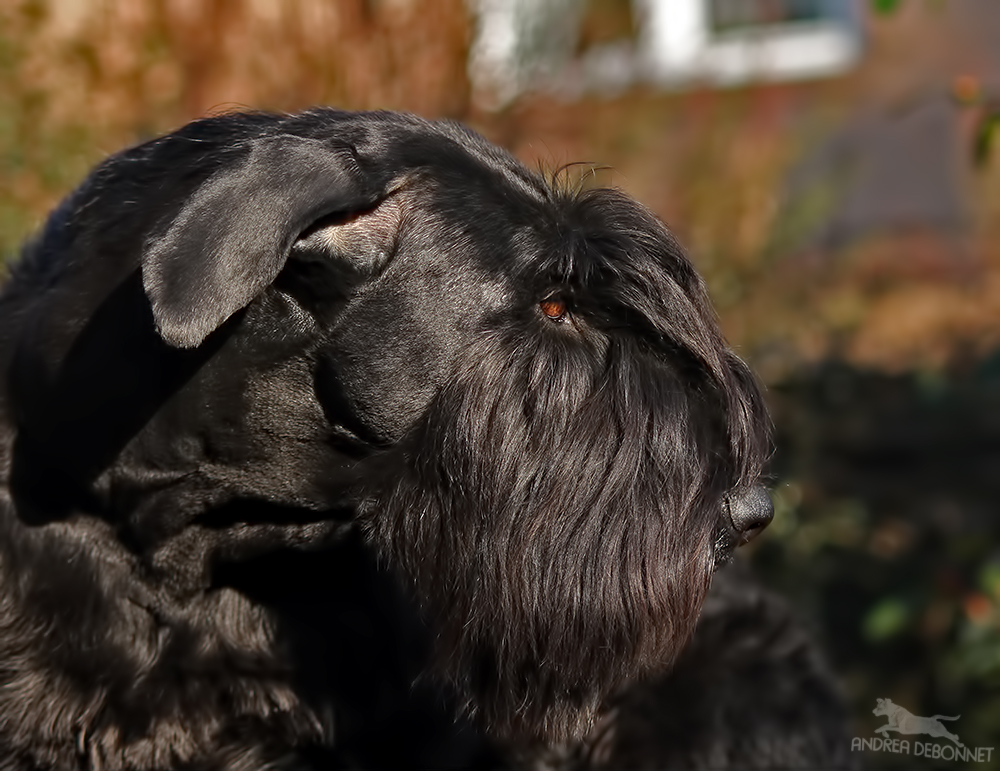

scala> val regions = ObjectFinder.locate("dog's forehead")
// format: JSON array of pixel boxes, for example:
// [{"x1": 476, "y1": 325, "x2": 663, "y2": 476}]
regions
[
  {"x1": 348, "y1": 113, "x2": 547, "y2": 199},
  {"x1": 360, "y1": 120, "x2": 696, "y2": 281}
]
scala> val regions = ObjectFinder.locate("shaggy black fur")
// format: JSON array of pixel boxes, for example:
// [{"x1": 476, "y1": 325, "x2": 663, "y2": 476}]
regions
[
  {"x1": 522, "y1": 560, "x2": 857, "y2": 771},
  {"x1": 0, "y1": 108, "x2": 796, "y2": 769}
]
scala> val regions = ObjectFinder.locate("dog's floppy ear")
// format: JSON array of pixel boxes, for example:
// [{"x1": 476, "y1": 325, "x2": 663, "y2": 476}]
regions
[{"x1": 142, "y1": 135, "x2": 371, "y2": 348}]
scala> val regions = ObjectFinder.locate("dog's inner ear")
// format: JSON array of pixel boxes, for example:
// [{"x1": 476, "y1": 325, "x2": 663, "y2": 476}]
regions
[
  {"x1": 290, "y1": 191, "x2": 405, "y2": 278},
  {"x1": 273, "y1": 192, "x2": 407, "y2": 324}
]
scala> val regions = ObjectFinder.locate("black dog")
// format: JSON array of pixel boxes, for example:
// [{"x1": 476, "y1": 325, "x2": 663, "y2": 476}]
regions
[{"x1": 0, "y1": 109, "x2": 782, "y2": 769}]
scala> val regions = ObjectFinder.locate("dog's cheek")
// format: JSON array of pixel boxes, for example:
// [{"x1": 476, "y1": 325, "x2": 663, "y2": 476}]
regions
[
  {"x1": 315, "y1": 302, "x2": 454, "y2": 446},
  {"x1": 315, "y1": 352, "x2": 439, "y2": 446},
  {"x1": 314, "y1": 271, "x2": 500, "y2": 446}
]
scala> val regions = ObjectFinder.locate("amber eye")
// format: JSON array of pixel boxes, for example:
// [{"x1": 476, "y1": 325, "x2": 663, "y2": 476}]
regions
[{"x1": 539, "y1": 296, "x2": 568, "y2": 322}]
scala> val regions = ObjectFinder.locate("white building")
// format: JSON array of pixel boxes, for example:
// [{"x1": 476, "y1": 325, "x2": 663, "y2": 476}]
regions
[{"x1": 469, "y1": 0, "x2": 864, "y2": 104}]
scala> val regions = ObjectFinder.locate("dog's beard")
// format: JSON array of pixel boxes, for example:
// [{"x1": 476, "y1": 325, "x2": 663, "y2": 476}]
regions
[{"x1": 361, "y1": 326, "x2": 766, "y2": 741}]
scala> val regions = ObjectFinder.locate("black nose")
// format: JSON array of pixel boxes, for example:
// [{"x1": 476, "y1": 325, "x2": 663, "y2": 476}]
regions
[{"x1": 727, "y1": 486, "x2": 774, "y2": 545}]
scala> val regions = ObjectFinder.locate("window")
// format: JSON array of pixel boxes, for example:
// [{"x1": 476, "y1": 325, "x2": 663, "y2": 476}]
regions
[
  {"x1": 467, "y1": 0, "x2": 864, "y2": 105},
  {"x1": 709, "y1": 0, "x2": 827, "y2": 32},
  {"x1": 637, "y1": 0, "x2": 862, "y2": 87}
]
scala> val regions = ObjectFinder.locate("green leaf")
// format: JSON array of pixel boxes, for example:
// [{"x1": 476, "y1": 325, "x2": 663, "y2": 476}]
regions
[
  {"x1": 864, "y1": 598, "x2": 911, "y2": 641},
  {"x1": 974, "y1": 112, "x2": 1000, "y2": 168},
  {"x1": 979, "y1": 562, "x2": 1000, "y2": 598},
  {"x1": 872, "y1": 0, "x2": 902, "y2": 14}
]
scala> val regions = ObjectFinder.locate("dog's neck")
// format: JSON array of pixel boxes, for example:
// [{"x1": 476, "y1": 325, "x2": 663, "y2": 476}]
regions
[
  {"x1": 0, "y1": 463, "x2": 491, "y2": 766},
  {"x1": 0, "y1": 494, "x2": 330, "y2": 766}
]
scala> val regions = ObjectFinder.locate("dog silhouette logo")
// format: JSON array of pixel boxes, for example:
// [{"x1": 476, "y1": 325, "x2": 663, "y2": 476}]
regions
[{"x1": 873, "y1": 698, "x2": 963, "y2": 747}]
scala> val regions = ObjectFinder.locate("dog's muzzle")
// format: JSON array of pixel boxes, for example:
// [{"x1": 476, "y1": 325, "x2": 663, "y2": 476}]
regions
[{"x1": 725, "y1": 486, "x2": 774, "y2": 546}]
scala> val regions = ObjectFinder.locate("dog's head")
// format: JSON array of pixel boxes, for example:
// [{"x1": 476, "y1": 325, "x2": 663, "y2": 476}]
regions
[{"x1": 6, "y1": 109, "x2": 771, "y2": 739}]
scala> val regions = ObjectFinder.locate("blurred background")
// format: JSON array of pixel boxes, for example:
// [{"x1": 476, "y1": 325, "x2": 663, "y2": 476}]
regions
[{"x1": 2, "y1": 0, "x2": 999, "y2": 764}]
